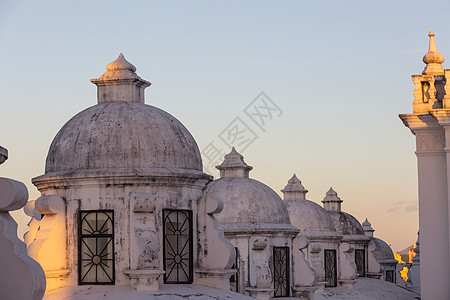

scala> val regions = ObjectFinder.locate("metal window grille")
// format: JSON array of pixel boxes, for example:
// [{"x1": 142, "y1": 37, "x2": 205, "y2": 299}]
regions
[
  {"x1": 273, "y1": 246, "x2": 290, "y2": 297},
  {"x1": 230, "y1": 247, "x2": 239, "y2": 292},
  {"x1": 385, "y1": 270, "x2": 394, "y2": 283},
  {"x1": 355, "y1": 249, "x2": 366, "y2": 277},
  {"x1": 324, "y1": 249, "x2": 337, "y2": 287},
  {"x1": 78, "y1": 210, "x2": 115, "y2": 285},
  {"x1": 163, "y1": 209, "x2": 193, "y2": 283}
]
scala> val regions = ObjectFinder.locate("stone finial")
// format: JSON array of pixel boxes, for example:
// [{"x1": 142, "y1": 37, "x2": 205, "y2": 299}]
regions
[
  {"x1": 0, "y1": 146, "x2": 8, "y2": 165},
  {"x1": 422, "y1": 30, "x2": 445, "y2": 75},
  {"x1": 322, "y1": 187, "x2": 343, "y2": 211},
  {"x1": 362, "y1": 218, "x2": 375, "y2": 238},
  {"x1": 91, "y1": 53, "x2": 151, "y2": 104},
  {"x1": 281, "y1": 174, "x2": 308, "y2": 200},
  {"x1": 216, "y1": 147, "x2": 253, "y2": 178}
]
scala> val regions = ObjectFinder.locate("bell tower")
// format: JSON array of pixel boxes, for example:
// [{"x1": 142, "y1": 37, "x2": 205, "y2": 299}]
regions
[{"x1": 399, "y1": 30, "x2": 450, "y2": 299}]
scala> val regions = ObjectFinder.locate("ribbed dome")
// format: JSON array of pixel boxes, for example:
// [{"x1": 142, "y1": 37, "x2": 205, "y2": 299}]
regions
[
  {"x1": 285, "y1": 199, "x2": 337, "y2": 233},
  {"x1": 328, "y1": 211, "x2": 365, "y2": 235},
  {"x1": 204, "y1": 177, "x2": 291, "y2": 225},
  {"x1": 45, "y1": 102, "x2": 202, "y2": 173}
]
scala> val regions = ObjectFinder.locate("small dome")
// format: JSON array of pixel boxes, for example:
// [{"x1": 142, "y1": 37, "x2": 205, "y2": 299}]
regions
[
  {"x1": 282, "y1": 174, "x2": 337, "y2": 234},
  {"x1": 285, "y1": 199, "x2": 337, "y2": 233},
  {"x1": 370, "y1": 237, "x2": 396, "y2": 262},
  {"x1": 204, "y1": 148, "x2": 294, "y2": 230},
  {"x1": 205, "y1": 177, "x2": 292, "y2": 226},
  {"x1": 328, "y1": 211, "x2": 365, "y2": 235},
  {"x1": 45, "y1": 102, "x2": 202, "y2": 173}
]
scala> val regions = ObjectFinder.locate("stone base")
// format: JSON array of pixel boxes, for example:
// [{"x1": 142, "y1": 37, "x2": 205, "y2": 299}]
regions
[
  {"x1": 245, "y1": 287, "x2": 274, "y2": 300},
  {"x1": 366, "y1": 273, "x2": 382, "y2": 279},
  {"x1": 338, "y1": 279, "x2": 357, "y2": 289},
  {"x1": 292, "y1": 286, "x2": 318, "y2": 299},
  {"x1": 195, "y1": 269, "x2": 236, "y2": 291},
  {"x1": 314, "y1": 281, "x2": 327, "y2": 293},
  {"x1": 45, "y1": 269, "x2": 70, "y2": 292},
  {"x1": 123, "y1": 269, "x2": 165, "y2": 291}
]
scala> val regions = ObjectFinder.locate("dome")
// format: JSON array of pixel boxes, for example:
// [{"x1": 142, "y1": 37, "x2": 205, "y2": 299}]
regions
[
  {"x1": 286, "y1": 200, "x2": 337, "y2": 233},
  {"x1": 204, "y1": 148, "x2": 294, "y2": 230},
  {"x1": 45, "y1": 54, "x2": 202, "y2": 173},
  {"x1": 205, "y1": 177, "x2": 291, "y2": 226},
  {"x1": 282, "y1": 175, "x2": 337, "y2": 234},
  {"x1": 328, "y1": 211, "x2": 365, "y2": 235},
  {"x1": 45, "y1": 102, "x2": 202, "y2": 173},
  {"x1": 370, "y1": 238, "x2": 396, "y2": 262}
]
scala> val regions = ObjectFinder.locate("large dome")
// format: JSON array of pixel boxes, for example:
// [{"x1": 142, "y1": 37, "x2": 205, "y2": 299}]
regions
[
  {"x1": 45, "y1": 102, "x2": 202, "y2": 173},
  {"x1": 205, "y1": 177, "x2": 291, "y2": 226},
  {"x1": 45, "y1": 54, "x2": 202, "y2": 174}
]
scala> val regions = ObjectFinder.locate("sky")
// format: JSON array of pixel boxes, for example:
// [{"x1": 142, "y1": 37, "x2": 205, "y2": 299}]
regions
[{"x1": 1, "y1": 0, "x2": 450, "y2": 251}]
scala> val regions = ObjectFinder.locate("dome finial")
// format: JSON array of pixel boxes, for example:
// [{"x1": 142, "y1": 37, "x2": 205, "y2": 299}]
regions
[
  {"x1": 91, "y1": 53, "x2": 151, "y2": 104},
  {"x1": 422, "y1": 30, "x2": 445, "y2": 75},
  {"x1": 281, "y1": 173, "x2": 308, "y2": 200},
  {"x1": 0, "y1": 146, "x2": 8, "y2": 165},
  {"x1": 362, "y1": 218, "x2": 375, "y2": 237},
  {"x1": 216, "y1": 147, "x2": 253, "y2": 178},
  {"x1": 322, "y1": 187, "x2": 343, "y2": 211}
]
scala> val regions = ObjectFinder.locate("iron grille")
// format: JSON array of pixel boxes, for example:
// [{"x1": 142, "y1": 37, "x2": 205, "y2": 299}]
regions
[
  {"x1": 163, "y1": 209, "x2": 193, "y2": 283},
  {"x1": 230, "y1": 247, "x2": 239, "y2": 292},
  {"x1": 78, "y1": 210, "x2": 115, "y2": 285},
  {"x1": 273, "y1": 246, "x2": 290, "y2": 297},
  {"x1": 355, "y1": 249, "x2": 366, "y2": 277},
  {"x1": 324, "y1": 249, "x2": 337, "y2": 287},
  {"x1": 385, "y1": 270, "x2": 394, "y2": 283}
]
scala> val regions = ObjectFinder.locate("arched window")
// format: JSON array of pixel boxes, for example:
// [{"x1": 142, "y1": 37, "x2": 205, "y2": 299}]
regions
[
  {"x1": 163, "y1": 209, "x2": 193, "y2": 283},
  {"x1": 78, "y1": 210, "x2": 114, "y2": 285}
]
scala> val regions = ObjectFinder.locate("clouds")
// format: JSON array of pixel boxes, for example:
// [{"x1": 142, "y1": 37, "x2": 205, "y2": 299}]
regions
[{"x1": 387, "y1": 201, "x2": 418, "y2": 213}]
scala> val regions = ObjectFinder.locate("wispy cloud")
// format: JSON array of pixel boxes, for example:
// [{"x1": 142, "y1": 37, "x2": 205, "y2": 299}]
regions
[{"x1": 387, "y1": 201, "x2": 418, "y2": 213}]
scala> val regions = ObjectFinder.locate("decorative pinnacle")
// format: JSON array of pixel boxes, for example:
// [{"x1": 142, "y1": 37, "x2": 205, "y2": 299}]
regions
[
  {"x1": 322, "y1": 187, "x2": 343, "y2": 211},
  {"x1": 422, "y1": 30, "x2": 445, "y2": 75},
  {"x1": 99, "y1": 53, "x2": 140, "y2": 80},
  {"x1": 216, "y1": 147, "x2": 253, "y2": 178},
  {"x1": 281, "y1": 173, "x2": 308, "y2": 200}
]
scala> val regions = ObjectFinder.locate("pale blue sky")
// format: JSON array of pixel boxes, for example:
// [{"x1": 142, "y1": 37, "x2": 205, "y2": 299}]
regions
[{"x1": 2, "y1": 0, "x2": 450, "y2": 250}]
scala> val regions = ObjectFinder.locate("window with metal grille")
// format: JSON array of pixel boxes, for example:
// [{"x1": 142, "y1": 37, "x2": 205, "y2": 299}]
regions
[
  {"x1": 163, "y1": 209, "x2": 193, "y2": 283},
  {"x1": 230, "y1": 247, "x2": 239, "y2": 292},
  {"x1": 324, "y1": 249, "x2": 337, "y2": 287},
  {"x1": 385, "y1": 270, "x2": 394, "y2": 283},
  {"x1": 78, "y1": 210, "x2": 115, "y2": 285},
  {"x1": 273, "y1": 246, "x2": 290, "y2": 297},
  {"x1": 355, "y1": 249, "x2": 366, "y2": 277}
]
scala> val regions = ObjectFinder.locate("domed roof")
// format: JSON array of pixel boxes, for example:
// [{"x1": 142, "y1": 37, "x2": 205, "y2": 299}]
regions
[
  {"x1": 370, "y1": 237, "x2": 396, "y2": 262},
  {"x1": 282, "y1": 175, "x2": 337, "y2": 234},
  {"x1": 328, "y1": 211, "x2": 365, "y2": 235},
  {"x1": 204, "y1": 148, "x2": 294, "y2": 230},
  {"x1": 45, "y1": 103, "x2": 202, "y2": 173},
  {"x1": 45, "y1": 54, "x2": 202, "y2": 173}
]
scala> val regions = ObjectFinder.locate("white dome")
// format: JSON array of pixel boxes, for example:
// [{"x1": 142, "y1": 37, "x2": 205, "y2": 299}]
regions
[
  {"x1": 45, "y1": 102, "x2": 202, "y2": 173},
  {"x1": 328, "y1": 211, "x2": 365, "y2": 236},
  {"x1": 204, "y1": 148, "x2": 295, "y2": 232},
  {"x1": 205, "y1": 177, "x2": 292, "y2": 226},
  {"x1": 285, "y1": 199, "x2": 337, "y2": 233}
]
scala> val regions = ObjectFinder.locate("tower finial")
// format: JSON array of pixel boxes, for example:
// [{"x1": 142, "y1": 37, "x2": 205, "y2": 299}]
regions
[
  {"x1": 91, "y1": 53, "x2": 151, "y2": 104},
  {"x1": 281, "y1": 173, "x2": 308, "y2": 200},
  {"x1": 422, "y1": 30, "x2": 445, "y2": 75},
  {"x1": 322, "y1": 187, "x2": 343, "y2": 211},
  {"x1": 216, "y1": 147, "x2": 253, "y2": 178}
]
